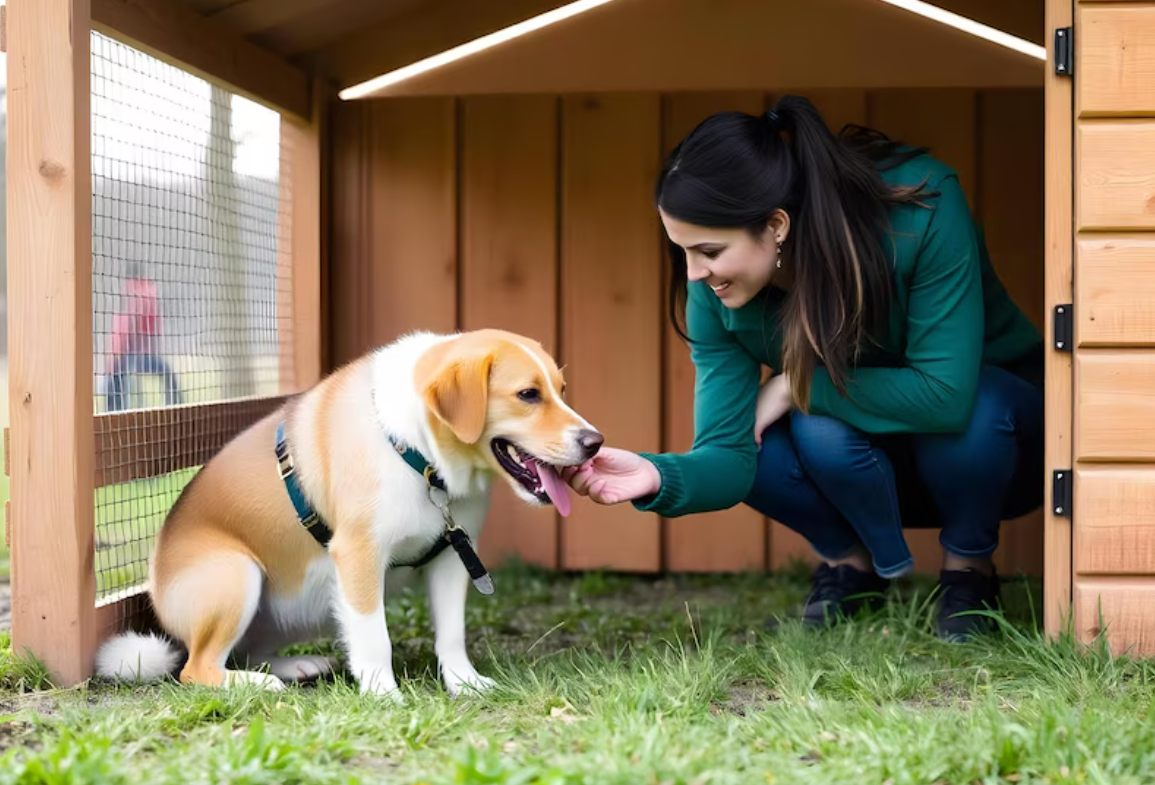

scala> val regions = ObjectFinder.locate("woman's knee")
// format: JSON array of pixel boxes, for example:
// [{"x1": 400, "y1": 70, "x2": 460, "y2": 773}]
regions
[
  {"x1": 788, "y1": 411, "x2": 874, "y2": 476},
  {"x1": 914, "y1": 366, "x2": 1038, "y2": 466}
]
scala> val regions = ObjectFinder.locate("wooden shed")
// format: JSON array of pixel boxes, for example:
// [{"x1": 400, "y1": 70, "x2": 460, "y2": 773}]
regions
[{"x1": 4, "y1": 0, "x2": 1153, "y2": 686}]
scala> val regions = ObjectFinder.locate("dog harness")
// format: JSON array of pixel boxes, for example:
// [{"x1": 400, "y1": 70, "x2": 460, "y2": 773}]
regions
[{"x1": 274, "y1": 421, "x2": 494, "y2": 593}]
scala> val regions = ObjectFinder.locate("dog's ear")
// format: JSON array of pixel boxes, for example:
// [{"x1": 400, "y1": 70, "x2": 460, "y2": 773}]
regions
[{"x1": 416, "y1": 345, "x2": 494, "y2": 445}]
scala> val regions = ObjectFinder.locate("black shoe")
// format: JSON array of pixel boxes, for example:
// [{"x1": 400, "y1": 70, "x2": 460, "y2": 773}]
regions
[
  {"x1": 936, "y1": 568, "x2": 1002, "y2": 641},
  {"x1": 769, "y1": 563, "x2": 889, "y2": 630}
]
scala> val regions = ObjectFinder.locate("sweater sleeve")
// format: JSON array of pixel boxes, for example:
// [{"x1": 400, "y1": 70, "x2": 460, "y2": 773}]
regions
[
  {"x1": 808, "y1": 174, "x2": 985, "y2": 434},
  {"x1": 631, "y1": 281, "x2": 762, "y2": 517}
]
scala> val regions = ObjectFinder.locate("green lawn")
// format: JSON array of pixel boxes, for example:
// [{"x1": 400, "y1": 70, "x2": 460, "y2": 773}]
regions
[{"x1": 2, "y1": 564, "x2": 1153, "y2": 785}]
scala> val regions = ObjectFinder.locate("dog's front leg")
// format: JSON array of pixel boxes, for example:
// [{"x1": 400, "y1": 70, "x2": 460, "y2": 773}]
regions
[
  {"x1": 427, "y1": 548, "x2": 496, "y2": 698},
  {"x1": 331, "y1": 531, "x2": 402, "y2": 700}
]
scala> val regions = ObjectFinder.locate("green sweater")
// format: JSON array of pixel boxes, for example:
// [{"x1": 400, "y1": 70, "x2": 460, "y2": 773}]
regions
[{"x1": 635, "y1": 153, "x2": 1042, "y2": 519}]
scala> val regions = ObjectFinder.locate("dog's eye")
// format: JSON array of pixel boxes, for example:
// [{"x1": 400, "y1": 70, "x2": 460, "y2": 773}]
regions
[{"x1": 517, "y1": 388, "x2": 541, "y2": 404}]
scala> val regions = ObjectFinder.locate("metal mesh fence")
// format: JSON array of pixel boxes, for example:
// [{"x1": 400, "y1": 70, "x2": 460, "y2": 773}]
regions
[{"x1": 90, "y1": 31, "x2": 292, "y2": 603}]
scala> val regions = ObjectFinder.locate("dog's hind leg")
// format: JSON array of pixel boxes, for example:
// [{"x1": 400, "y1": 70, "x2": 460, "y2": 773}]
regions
[{"x1": 157, "y1": 552, "x2": 285, "y2": 691}]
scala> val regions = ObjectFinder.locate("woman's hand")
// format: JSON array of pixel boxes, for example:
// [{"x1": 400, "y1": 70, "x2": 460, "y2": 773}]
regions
[
  {"x1": 561, "y1": 448, "x2": 662, "y2": 506},
  {"x1": 755, "y1": 373, "x2": 793, "y2": 445}
]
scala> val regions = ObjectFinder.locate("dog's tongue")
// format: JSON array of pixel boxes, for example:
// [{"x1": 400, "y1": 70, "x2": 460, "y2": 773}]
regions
[{"x1": 534, "y1": 461, "x2": 572, "y2": 518}]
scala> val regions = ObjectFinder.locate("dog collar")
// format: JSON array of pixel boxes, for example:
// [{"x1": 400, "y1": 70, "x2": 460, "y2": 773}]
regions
[{"x1": 386, "y1": 433, "x2": 446, "y2": 492}]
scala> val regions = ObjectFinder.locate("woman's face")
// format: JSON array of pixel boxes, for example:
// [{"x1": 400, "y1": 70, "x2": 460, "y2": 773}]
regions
[{"x1": 659, "y1": 209, "x2": 790, "y2": 309}]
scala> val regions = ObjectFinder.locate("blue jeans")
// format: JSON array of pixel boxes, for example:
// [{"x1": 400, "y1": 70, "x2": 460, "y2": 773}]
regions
[
  {"x1": 106, "y1": 353, "x2": 182, "y2": 412},
  {"x1": 744, "y1": 364, "x2": 1044, "y2": 578}
]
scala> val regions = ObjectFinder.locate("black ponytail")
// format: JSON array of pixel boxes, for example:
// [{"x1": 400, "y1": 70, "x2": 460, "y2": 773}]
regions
[{"x1": 657, "y1": 95, "x2": 936, "y2": 409}]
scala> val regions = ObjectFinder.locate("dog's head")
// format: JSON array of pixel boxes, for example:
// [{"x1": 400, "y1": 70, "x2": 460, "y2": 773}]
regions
[{"x1": 413, "y1": 329, "x2": 602, "y2": 516}]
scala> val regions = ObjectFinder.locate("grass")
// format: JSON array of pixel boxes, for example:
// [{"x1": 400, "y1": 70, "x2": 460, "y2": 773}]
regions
[{"x1": 2, "y1": 563, "x2": 1155, "y2": 784}]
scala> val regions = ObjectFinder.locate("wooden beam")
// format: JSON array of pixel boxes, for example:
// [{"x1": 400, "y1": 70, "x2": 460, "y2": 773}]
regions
[
  {"x1": 1043, "y1": 0, "x2": 1073, "y2": 640},
  {"x1": 94, "y1": 397, "x2": 289, "y2": 487},
  {"x1": 7, "y1": 0, "x2": 97, "y2": 688},
  {"x1": 91, "y1": 0, "x2": 311, "y2": 120}
]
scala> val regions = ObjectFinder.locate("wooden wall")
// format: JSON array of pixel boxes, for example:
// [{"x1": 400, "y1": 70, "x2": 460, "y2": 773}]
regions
[
  {"x1": 329, "y1": 87, "x2": 1045, "y2": 577},
  {"x1": 1072, "y1": 0, "x2": 1155, "y2": 656}
]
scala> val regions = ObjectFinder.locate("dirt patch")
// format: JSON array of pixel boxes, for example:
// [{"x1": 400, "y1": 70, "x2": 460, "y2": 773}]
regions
[{"x1": 710, "y1": 681, "x2": 778, "y2": 717}]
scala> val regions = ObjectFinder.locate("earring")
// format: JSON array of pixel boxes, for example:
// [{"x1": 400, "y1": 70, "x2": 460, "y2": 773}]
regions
[{"x1": 776, "y1": 244, "x2": 783, "y2": 270}]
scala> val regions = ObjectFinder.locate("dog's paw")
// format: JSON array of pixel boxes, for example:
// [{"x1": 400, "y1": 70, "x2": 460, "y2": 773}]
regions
[
  {"x1": 354, "y1": 668, "x2": 406, "y2": 703},
  {"x1": 265, "y1": 656, "x2": 335, "y2": 683},
  {"x1": 443, "y1": 669, "x2": 497, "y2": 699},
  {"x1": 224, "y1": 670, "x2": 286, "y2": 692}
]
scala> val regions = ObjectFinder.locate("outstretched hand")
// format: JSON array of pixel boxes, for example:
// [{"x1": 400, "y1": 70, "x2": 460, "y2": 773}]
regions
[{"x1": 560, "y1": 447, "x2": 661, "y2": 506}]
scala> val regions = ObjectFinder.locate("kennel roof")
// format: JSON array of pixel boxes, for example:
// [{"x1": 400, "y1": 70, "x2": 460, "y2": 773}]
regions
[{"x1": 169, "y1": 0, "x2": 1045, "y2": 100}]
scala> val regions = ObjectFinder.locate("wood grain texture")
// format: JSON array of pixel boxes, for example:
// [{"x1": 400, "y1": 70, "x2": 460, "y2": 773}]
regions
[
  {"x1": 1043, "y1": 0, "x2": 1074, "y2": 639},
  {"x1": 1077, "y1": 121, "x2": 1155, "y2": 231},
  {"x1": 7, "y1": 0, "x2": 98, "y2": 687},
  {"x1": 660, "y1": 91, "x2": 768, "y2": 574},
  {"x1": 367, "y1": 98, "x2": 458, "y2": 346},
  {"x1": 1075, "y1": 235, "x2": 1155, "y2": 346},
  {"x1": 1075, "y1": 579, "x2": 1155, "y2": 657},
  {"x1": 1077, "y1": 4, "x2": 1155, "y2": 117},
  {"x1": 560, "y1": 94, "x2": 662, "y2": 572},
  {"x1": 1076, "y1": 351, "x2": 1155, "y2": 462},
  {"x1": 460, "y1": 94, "x2": 561, "y2": 568},
  {"x1": 1074, "y1": 466, "x2": 1155, "y2": 575},
  {"x1": 328, "y1": 99, "x2": 371, "y2": 367}
]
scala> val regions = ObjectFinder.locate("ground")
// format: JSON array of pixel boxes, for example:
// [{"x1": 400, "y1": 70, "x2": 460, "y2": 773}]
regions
[{"x1": 2, "y1": 563, "x2": 1154, "y2": 785}]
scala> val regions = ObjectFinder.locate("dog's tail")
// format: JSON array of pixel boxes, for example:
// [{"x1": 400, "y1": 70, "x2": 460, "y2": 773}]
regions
[{"x1": 95, "y1": 631, "x2": 183, "y2": 684}]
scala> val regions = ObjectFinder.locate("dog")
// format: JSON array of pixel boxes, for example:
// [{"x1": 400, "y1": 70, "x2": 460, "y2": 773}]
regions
[{"x1": 95, "y1": 328, "x2": 602, "y2": 698}]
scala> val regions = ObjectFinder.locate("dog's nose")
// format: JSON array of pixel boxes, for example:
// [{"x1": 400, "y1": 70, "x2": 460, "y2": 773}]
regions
[{"x1": 577, "y1": 429, "x2": 604, "y2": 457}]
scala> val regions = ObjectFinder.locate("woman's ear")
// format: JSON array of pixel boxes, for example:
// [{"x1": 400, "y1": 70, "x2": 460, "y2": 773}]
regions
[{"x1": 767, "y1": 209, "x2": 791, "y2": 245}]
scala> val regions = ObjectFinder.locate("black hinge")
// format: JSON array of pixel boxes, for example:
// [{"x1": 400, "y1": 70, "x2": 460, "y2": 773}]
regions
[
  {"x1": 1055, "y1": 27, "x2": 1073, "y2": 76},
  {"x1": 1053, "y1": 304, "x2": 1073, "y2": 352},
  {"x1": 1052, "y1": 470, "x2": 1072, "y2": 518}
]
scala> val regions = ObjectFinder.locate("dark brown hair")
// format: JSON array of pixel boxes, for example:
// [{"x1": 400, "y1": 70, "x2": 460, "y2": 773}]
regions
[{"x1": 657, "y1": 95, "x2": 937, "y2": 409}]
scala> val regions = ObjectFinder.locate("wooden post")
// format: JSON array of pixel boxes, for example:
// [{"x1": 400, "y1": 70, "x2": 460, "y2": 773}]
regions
[
  {"x1": 7, "y1": 0, "x2": 97, "y2": 686},
  {"x1": 278, "y1": 76, "x2": 327, "y2": 392},
  {"x1": 1044, "y1": 0, "x2": 1073, "y2": 640}
]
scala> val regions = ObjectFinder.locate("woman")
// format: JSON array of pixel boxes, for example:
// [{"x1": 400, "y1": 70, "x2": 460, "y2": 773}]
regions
[{"x1": 562, "y1": 96, "x2": 1044, "y2": 640}]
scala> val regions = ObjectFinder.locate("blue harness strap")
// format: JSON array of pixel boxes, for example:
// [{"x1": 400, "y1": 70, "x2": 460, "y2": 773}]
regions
[
  {"x1": 275, "y1": 421, "x2": 331, "y2": 547},
  {"x1": 274, "y1": 421, "x2": 454, "y2": 569}
]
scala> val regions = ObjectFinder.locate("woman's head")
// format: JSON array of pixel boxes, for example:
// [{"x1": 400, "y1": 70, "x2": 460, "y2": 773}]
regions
[{"x1": 656, "y1": 95, "x2": 935, "y2": 409}]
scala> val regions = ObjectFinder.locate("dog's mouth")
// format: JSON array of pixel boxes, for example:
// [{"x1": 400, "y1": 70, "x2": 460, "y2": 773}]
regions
[{"x1": 491, "y1": 438, "x2": 571, "y2": 517}]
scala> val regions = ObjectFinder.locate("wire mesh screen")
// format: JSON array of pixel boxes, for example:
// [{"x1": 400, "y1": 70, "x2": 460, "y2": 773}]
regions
[{"x1": 89, "y1": 30, "x2": 294, "y2": 603}]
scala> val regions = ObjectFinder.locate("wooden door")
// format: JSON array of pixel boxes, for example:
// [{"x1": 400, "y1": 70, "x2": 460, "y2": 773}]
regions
[{"x1": 1063, "y1": 0, "x2": 1155, "y2": 656}]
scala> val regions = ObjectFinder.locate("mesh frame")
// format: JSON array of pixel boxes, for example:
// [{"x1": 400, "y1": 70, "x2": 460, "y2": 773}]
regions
[{"x1": 89, "y1": 31, "x2": 294, "y2": 606}]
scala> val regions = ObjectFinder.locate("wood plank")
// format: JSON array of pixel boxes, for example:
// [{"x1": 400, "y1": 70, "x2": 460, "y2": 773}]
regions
[
  {"x1": 91, "y1": 0, "x2": 311, "y2": 120},
  {"x1": 367, "y1": 98, "x2": 458, "y2": 346},
  {"x1": 660, "y1": 92, "x2": 768, "y2": 574},
  {"x1": 1074, "y1": 466, "x2": 1155, "y2": 575},
  {"x1": 328, "y1": 98, "x2": 371, "y2": 367},
  {"x1": 1075, "y1": 579, "x2": 1155, "y2": 657},
  {"x1": 7, "y1": 0, "x2": 98, "y2": 688},
  {"x1": 560, "y1": 94, "x2": 662, "y2": 572},
  {"x1": 277, "y1": 76, "x2": 327, "y2": 392},
  {"x1": 460, "y1": 94, "x2": 560, "y2": 569},
  {"x1": 1076, "y1": 351, "x2": 1155, "y2": 462},
  {"x1": 1043, "y1": 0, "x2": 1074, "y2": 639},
  {"x1": 867, "y1": 88, "x2": 978, "y2": 573},
  {"x1": 1077, "y1": 4, "x2": 1155, "y2": 117},
  {"x1": 1075, "y1": 235, "x2": 1155, "y2": 346},
  {"x1": 1077, "y1": 121, "x2": 1155, "y2": 231},
  {"x1": 94, "y1": 397, "x2": 288, "y2": 487}
]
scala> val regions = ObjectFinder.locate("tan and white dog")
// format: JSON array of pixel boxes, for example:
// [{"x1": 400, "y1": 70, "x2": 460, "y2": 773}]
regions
[{"x1": 95, "y1": 328, "x2": 602, "y2": 698}]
